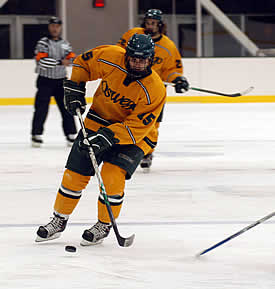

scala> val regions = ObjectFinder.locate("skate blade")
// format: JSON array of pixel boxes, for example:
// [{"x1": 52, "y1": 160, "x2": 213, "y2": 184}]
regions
[
  {"x1": 31, "y1": 142, "x2": 42, "y2": 148},
  {"x1": 80, "y1": 238, "x2": 104, "y2": 246},
  {"x1": 35, "y1": 232, "x2": 61, "y2": 242},
  {"x1": 142, "y1": 167, "x2": 150, "y2": 173}
]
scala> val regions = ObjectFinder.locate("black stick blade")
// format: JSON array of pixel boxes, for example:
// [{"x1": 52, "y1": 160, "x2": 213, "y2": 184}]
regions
[
  {"x1": 112, "y1": 219, "x2": 135, "y2": 247},
  {"x1": 118, "y1": 233, "x2": 135, "y2": 247}
]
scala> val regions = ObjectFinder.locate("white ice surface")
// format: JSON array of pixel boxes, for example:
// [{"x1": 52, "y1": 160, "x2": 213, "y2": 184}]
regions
[{"x1": 1, "y1": 103, "x2": 275, "y2": 289}]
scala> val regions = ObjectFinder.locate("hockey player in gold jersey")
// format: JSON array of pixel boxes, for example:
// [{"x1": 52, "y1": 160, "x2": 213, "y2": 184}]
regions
[
  {"x1": 118, "y1": 9, "x2": 189, "y2": 170},
  {"x1": 35, "y1": 34, "x2": 166, "y2": 245}
]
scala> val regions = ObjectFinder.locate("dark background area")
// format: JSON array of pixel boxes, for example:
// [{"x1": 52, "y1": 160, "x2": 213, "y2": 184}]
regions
[
  {"x1": 0, "y1": 0, "x2": 55, "y2": 15},
  {"x1": 1, "y1": 0, "x2": 275, "y2": 16},
  {"x1": 1, "y1": 0, "x2": 275, "y2": 58},
  {"x1": 139, "y1": 0, "x2": 275, "y2": 16}
]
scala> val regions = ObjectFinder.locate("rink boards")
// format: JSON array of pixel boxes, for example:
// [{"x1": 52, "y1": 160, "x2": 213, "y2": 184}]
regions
[{"x1": 1, "y1": 58, "x2": 275, "y2": 104}]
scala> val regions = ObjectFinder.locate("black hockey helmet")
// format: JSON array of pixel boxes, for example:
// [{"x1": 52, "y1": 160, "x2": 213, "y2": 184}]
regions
[
  {"x1": 144, "y1": 9, "x2": 163, "y2": 22},
  {"x1": 48, "y1": 16, "x2": 62, "y2": 25},
  {"x1": 125, "y1": 34, "x2": 155, "y2": 77},
  {"x1": 126, "y1": 33, "x2": 155, "y2": 59}
]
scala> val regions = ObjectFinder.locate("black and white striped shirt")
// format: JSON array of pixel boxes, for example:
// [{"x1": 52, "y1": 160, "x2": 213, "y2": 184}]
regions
[{"x1": 34, "y1": 36, "x2": 74, "y2": 79}]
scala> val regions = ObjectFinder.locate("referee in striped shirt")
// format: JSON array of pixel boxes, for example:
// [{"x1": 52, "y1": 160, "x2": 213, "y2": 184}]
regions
[{"x1": 31, "y1": 16, "x2": 77, "y2": 147}]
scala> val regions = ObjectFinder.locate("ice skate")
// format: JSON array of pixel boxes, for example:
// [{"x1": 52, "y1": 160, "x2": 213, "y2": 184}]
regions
[
  {"x1": 81, "y1": 221, "x2": 112, "y2": 246},
  {"x1": 140, "y1": 153, "x2": 153, "y2": 172},
  {"x1": 31, "y1": 135, "x2": 43, "y2": 148},
  {"x1": 36, "y1": 213, "x2": 68, "y2": 242}
]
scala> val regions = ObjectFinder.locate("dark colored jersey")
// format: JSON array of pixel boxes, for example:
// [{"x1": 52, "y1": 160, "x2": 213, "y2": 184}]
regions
[{"x1": 35, "y1": 36, "x2": 75, "y2": 79}]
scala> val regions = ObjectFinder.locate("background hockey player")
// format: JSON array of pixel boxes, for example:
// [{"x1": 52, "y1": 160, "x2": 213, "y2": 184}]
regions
[
  {"x1": 35, "y1": 34, "x2": 166, "y2": 245},
  {"x1": 31, "y1": 16, "x2": 77, "y2": 147},
  {"x1": 117, "y1": 9, "x2": 189, "y2": 170}
]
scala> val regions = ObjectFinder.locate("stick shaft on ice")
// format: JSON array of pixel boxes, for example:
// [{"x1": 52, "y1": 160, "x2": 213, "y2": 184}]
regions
[{"x1": 197, "y1": 211, "x2": 275, "y2": 257}]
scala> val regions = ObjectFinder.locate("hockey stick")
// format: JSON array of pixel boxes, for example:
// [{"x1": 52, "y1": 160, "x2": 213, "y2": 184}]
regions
[
  {"x1": 164, "y1": 82, "x2": 254, "y2": 97},
  {"x1": 76, "y1": 108, "x2": 135, "y2": 247},
  {"x1": 196, "y1": 211, "x2": 275, "y2": 257}
]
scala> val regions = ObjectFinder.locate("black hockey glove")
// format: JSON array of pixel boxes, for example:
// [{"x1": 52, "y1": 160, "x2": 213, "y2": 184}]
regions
[
  {"x1": 172, "y1": 76, "x2": 189, "y2": 93},
  {"x1": 79, "y1": 127, "x2": 119, "y2": 156},
  {"x1": 63, "y1": 79, "x2": 87, "y2": 115}
]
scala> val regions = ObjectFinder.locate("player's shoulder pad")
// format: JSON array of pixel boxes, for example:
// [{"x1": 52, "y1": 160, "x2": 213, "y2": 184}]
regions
[
  {"x1": 158, "y1": 35, "x2": 178, "y2": 53},
  {"x1": 94, "y1": 45, "x2": 125, "y2": 57},
  {"x1": 130, "y1": 27, "x2": 145, "y2": 34},
  {"x1": 40, "y1": 36, "x2": 49, "y2": 41},
  {"x1": 124, "y1": 27, "x2": 145, "y2": 38},
  {"x1": 38, "y1": 37, "x2": 50, "y2": 44},
  {"x1": 86, "y1": 45, "x2": 125, "y2": 66},
  {"x1": 60, "y1": 38, "x2": 69, "y2": 44}
]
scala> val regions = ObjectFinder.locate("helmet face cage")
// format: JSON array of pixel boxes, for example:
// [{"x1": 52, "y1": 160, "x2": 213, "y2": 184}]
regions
[
  {"x1": 125, "y1": 34, "x2": 155, "y2": 77},
  {"x1": 142, "y1": 9, "x2": 164, "y2": 35}
]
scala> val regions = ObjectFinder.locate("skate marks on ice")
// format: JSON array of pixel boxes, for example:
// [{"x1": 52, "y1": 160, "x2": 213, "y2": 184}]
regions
[{"x1": 2, "y1": 224, "x2": 275, "y2": 289}]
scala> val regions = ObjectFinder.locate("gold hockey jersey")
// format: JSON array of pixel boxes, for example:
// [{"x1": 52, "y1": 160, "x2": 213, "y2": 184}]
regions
[
  {"x1": 71, "y1": 45, "x2": 166, "y2": 154},
  {"x1": 117, "y1": 27, "x2": 183, "y2": 82}
]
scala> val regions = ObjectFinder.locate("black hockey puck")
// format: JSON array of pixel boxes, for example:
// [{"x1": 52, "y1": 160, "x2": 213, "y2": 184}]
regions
[{"x1": 65, "y1": 245, "x2": 77, "y2": 253}]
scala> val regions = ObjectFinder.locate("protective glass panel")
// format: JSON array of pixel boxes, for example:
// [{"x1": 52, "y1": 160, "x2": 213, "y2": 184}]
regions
[
  {"x1": 23, "y1": 24, "x2": 48, "y2": 59},
  {"x1": 0, "y1": 0, "x2": 55, "y2": 15},
  {"x1": 0, "y1": 24, "x2": 10, "y2": 59}
]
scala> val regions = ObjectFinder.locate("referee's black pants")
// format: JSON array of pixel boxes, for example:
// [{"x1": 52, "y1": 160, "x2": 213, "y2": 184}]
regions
[{"x1": 31, "y1": 76, "x2": 77, "y2": 136}]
